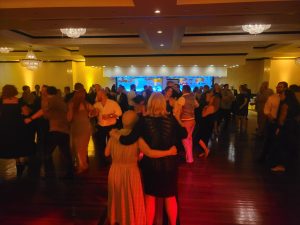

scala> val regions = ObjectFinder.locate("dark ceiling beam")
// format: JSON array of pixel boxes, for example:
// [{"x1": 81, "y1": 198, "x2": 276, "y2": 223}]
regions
[
  {"x1": 139, "y1": 24, "x2": 184, "y2": 50},
  {"x1": 1, "y1": 1, "x2": 300, "y2": 19},
  {"x1": 1, "y1": 14, "x2": 300, "y2": 30}
]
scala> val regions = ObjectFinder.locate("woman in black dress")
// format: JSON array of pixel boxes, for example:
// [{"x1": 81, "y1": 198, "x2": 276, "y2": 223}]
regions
[
  {"x1": 111, "y1": 92, "x2": 187, "y2": 225},
  {"x1": 234, "y1": 85, "x2": 249, "y2": 132},
  {"x1": 163, "y1": 86, "x2": 176, "y2": 114},
  {"x1": 271, "y1": 90, "x2": 300, "y2": 172},
  {"x1": 0, "y1": 85, "x2": 35, "y2": 180},
  {"x1": 197, "y1": 91, "x2": 216, "y2": 158}
]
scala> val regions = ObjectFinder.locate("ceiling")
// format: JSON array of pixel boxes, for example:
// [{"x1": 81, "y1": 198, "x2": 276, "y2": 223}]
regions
[{"x1": 1, "y1": 0, "x2": 300, "y2": 66}]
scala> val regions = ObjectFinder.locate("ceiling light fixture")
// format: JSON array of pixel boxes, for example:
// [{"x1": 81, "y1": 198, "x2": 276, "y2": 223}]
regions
[
  {"x1": 296, "y1": 57, "x2": 300, "y2": 65},
  {"x1": 154, "y1": 9, "x2": 161, "y2": 14},
  {"x1": 160, "y1": 43, "x2": 164, "y2": 47},
  {"x1": 0, "y1": 47, "x2": 14, "y2": 53},
  {"x1": 20, "y1": 48, "x2": 42, "y2": 71},
  {"x1": 242, "y1": 24, "x2": 271, "y2": 35},
  {"x1": 157, "y1": 30, "x2": 163, "y2": 34},
  {"x1": 60, "y1": 28, "x2": 86, "y2": 38}
]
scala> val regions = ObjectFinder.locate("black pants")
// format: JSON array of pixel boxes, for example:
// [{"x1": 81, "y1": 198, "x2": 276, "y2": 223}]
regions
[
  {"x1": 272, "y1": 121, "x2": 299, "y2": 168},
  {"x1": 94, "y1": 124, "x2": 116, "y2": 165},
  {"x1": 28, "y1": 118, "x2": 49, "y2": 176},
  {"x1": 44, "y1": 131, "x2": 73, "y2": 176},
  {"x1": 260, "y1": 121, "x2": 277, "y2": 162},
  {"x1": 221, "y1": 108, "x2": 231, "y2": 128}
]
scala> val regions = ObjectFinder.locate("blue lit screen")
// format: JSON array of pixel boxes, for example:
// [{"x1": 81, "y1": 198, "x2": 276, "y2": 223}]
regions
[
  {"x1": 116, "y1": 76, "x2": 213, "y2": 92},
  {"x1": 117, "y1": 77, "x2": 163, "y2": 92},
  {"x1": 176, "y1": 76, "x2": 213, "y2": 90}
]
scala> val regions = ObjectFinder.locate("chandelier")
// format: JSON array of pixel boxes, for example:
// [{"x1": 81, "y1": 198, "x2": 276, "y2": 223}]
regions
[
  {"x1": 0, "y1": 47, "x2": 14, "y2": 53},
  {"x1": 60, "y1": 28, "x2": 86, "y2": 38},
  {"x1": 242, "y1": 24, "x2": 271, "y2": 35},
  {"x1": 20, "y1": 49, "x2": 42, "y2": 71},
  {"x1": 296, "y1": 57, "x2": 300, "y2": 65}
]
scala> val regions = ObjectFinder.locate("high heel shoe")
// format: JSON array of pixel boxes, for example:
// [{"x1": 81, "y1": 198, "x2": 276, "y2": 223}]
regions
[
  {"x1": 271, "y1": 165, "x2": 285, "y2": 172},
  {"x1": 199, "y1": 148, "x2": 210, "y2": 158},
  {"x1": 198, "y1": 139, "x2": 210, "y2": 158},
  {"x1": 204, "y1": 148, "x2": 210, "y2": 158}
]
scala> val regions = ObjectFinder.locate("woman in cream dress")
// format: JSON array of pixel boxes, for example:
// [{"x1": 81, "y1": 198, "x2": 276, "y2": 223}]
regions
[
  {"x1": 67, "y1": 89, "x2": 94, "y2": 173},
  {"x1": 105, "y1": 111, "x2": 176, "y2": 225}
]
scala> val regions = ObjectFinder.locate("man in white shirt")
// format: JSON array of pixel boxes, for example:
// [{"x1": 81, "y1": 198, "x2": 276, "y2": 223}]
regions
[
  {"x1": 220, "y1": 84, "x2": 235, "y2": 129},
  {"x1": 174, "y1": 85, "x2": 199, "y2": 163},
  {"x1": 93, "y1": 89, "x2": 122, "y2": 166},
  {"x1": 127, "y1": 84, "x2": 136, "y2": 110},
  {"x1": 256, "y1": 81, "x2": 274, "y2": 136},
  {"x1": 259, "y1": 81, "x2": 288, "y2": 162},
  {"x1": 264, "y1": 81, "x2": 288, "y2": 122}
]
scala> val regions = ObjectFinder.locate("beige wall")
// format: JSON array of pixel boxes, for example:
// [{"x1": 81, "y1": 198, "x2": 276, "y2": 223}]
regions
[
  {"x1": 0, "y1": 61, "x2": 115, "y2": 94},
  {"x1": 215, "y1": 60, "x2": 265, "y2": 93},
  {"x1": 1, "y1": 59, "x2": 299, "y2": 95},
  {"x1": 215, "y1": 59, "x2": 300, "y2": 93},
  {"x1": 72, "y1": 62, "x2": 115, "y2": 91},
  {"x1": 269, "y1": 59, "x2": 300, "y2": 90},
  {"x1": 0, "y1": 62, "x2": 73, "y2": 92}
]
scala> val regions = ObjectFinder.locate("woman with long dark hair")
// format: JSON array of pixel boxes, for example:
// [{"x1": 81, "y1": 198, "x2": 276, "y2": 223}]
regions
[
  {"x1": 163, "y1": 86, "x2": 176, "y2": 114},
  {"x1": 197, "y1": 90, "x2": 216, "y2": 158},
  {"x1": 0, "y1": 85, "x2": 35, "y2": 180},
  {"x1": 271, "y1": 89, "x2": 300, "y2": 172}
]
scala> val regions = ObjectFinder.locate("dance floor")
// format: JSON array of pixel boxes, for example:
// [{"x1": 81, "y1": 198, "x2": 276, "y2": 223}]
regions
[{"x1": 1, "y1": 111, "x2": 300, "y2": 225}]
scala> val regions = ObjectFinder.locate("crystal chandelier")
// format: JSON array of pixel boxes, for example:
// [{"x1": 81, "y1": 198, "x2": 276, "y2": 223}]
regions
[
  {"x1": 20, "y1": 49, "x2": 42, "y2": 71},
  {"x1": 242, "y1": 24, "x2": 271, "y2": 35},
  {"x1": 0, "y1": 47, "x2": 14, "y2": 53},
  {"x1": 60, "y1": 28, "x2": 86, "y2": 38}
]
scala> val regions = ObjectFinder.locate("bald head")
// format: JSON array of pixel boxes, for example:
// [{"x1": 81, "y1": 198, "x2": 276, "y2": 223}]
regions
[
  {"x1": 122, "y1": 110, "x2": 138, "y2": 129},
  {"x1": 96, "y1": 89, "x2": 107, "y2": 102}
]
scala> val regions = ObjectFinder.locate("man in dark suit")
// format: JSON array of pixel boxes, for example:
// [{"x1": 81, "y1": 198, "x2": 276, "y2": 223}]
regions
[{"x1": 116, "y1": 85, "x2": 129, "y2": 113}]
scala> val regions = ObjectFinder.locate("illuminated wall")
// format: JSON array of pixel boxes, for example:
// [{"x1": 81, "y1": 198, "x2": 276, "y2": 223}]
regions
[
  {"x1": 214, "y1": 60, "x2": 265, "y2": 93},
  {"x1": 0, "y1": 62, "x2": 73, "y2": 92},
  {"x1": 215, "y1": 59, "x2": 300, "y2": 93},
  {"x1": 72, "y1": 62, "x2": 115, "y2": 91},
  {"x1": 269, "y1": 59, "x2": 300, "y2": 90},
  {"x1": 0, "y1": 62, "x2": 114, "y2": 93},
  {"x1": 1, "y1": 59, "x2": 299, "y2": 95}
]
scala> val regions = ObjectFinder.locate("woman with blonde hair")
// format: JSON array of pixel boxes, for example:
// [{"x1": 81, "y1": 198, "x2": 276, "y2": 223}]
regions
[
  {"x1": 67, "y1": 88, "x2": 94, "y2": 173},
  {"x1": 111, "y1": 92, "x2": 187, "y2": 225}
]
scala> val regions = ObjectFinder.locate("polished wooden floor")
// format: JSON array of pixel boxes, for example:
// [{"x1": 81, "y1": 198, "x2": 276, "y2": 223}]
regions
[{"x1": 1, "y1": 111, "x2": 300, "y2": 225}]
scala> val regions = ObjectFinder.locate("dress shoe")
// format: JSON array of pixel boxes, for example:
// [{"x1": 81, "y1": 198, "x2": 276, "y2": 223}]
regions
[{"x1": 271, "y1": 165, "x2": 286, "y2": 172}]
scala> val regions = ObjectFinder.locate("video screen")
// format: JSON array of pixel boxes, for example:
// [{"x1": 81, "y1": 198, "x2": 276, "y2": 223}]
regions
[
  {"x1": 117, "y1": 77, "x2": 163, "y2": 92},
  {"x1": 116, "y1": 76, "x2": 213, "y2": 93},
  {"x1": 176, "y1": 76, "x2": 213, "y2": 90}
]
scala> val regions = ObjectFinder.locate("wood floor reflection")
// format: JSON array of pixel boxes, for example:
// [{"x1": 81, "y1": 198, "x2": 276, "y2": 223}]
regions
[{"x1": 0, "y1": 111, "x2": 300, "y2": 225}]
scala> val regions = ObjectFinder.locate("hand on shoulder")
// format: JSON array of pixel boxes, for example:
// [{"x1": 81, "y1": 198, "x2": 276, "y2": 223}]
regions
[{"x1": 109, "y1": 129, "x2": 121, "y2": 140}]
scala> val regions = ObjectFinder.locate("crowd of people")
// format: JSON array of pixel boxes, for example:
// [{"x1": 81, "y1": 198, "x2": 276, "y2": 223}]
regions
[
  {"x1": 0, "y1": 79, "x2": 300, "y2": 225},
  {"x1": 257, "y1": 82, "x2": 300, "y2": 172}
]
